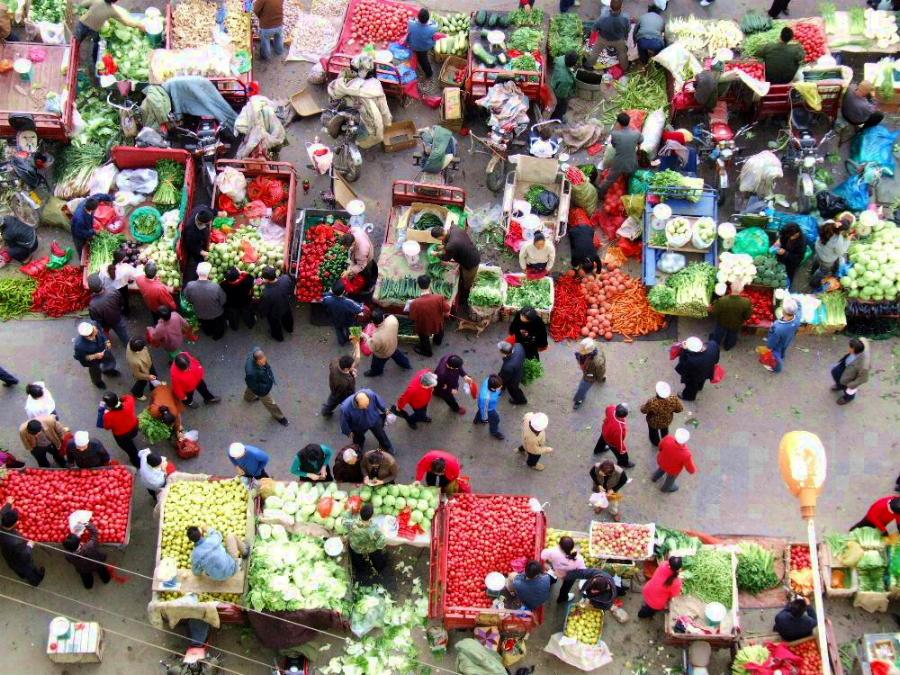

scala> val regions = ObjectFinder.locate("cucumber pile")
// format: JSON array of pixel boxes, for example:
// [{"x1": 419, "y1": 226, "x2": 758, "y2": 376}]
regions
[
  {"x1": 435, "y1": 12, "x2": 471, "y2": 58},
  {"x1": 470, "y1": 10, "x2": 545, "y2": 72}
]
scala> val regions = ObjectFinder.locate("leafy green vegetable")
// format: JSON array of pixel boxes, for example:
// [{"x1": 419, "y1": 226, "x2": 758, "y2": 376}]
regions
[
  {"x1": 736, "y1": 543, "x2": 779, "y2": 594},
  {"x1": 683, "y1": 548, "x2": 735, "y2": 608},
  {"x1": 30, "y1": 0, "x2": 66, "y2": 23},
  {"x1": 733, "y1": 645, "x2": 771, "y2": 674},
  {"x1": 601, "y1": 64, "x2": 668, "y2": 124},
  {"x1": 505, "y1": 277, "x2": 552, "y2": 309},
  {"x1": 851, "y1": 526, "x2": 886, "y2": 549},
  {"x1": 752, "y1": 255, "x2": 788, "y2": 287},
  {"x1": 659, "y1": 263, "x2": 716, "y2": 317},
  {"x1": 739, "y1": 10, "x2": 772, "y2": 35},
  {"x1": 469, "y1": 269, "x2": 503, "y2": 307},
  {"x1": 153, "y1": 160, "x2": 186, "y2": 209},
  {"x1": 87, "y1": 231, "x2": 126, "y2": 275},
  {"x1": 525, "y1": 184, "x2": 557, "y2": 215},
  {"x1": 510, "y1": 53, "x2": 539, "y2": 72},
  {"x1": 656, "y1": 526, "x2": 700, "y2": 560},
  {"x1": 100, "y1": 19, "x2": 153, "y2": 81},
  {"x1": 410, "y1": 212, "x2": 444, "y2": 231},
  {"x1": 648, "y1": 285, "x2": 676, "y2": 311},
  {"x1": 508, "y1": 27, "x2": 542, "y2": 52},
  {"x1": 508, "y1": 7, "x2": 544, "y2": 27},
  {"x1": 742, "y1": 21, "x2": 789, "y2": 58},
  {"x1": 138, "y1": 409, "x2": 173, "y2": 443},
  {"x1": 521, "y1": 358, "x2": 544, "y2": 385},
  {"x1": 549, "y1": 12, "x2": 583, "y2": 57}
]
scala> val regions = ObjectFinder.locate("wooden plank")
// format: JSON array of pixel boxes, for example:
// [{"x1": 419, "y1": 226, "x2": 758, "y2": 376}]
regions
[{"x1": 0, "y1": 42, "x2": 67, "y2": 115}]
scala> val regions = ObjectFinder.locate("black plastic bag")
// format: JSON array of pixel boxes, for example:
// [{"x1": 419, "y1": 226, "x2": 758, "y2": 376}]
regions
[
  {"x1": 534, "y1": 189, "x2": 559, "y2": 216},
  {"x1": 815, "y1": 191, "x2": 850, "y2": 219}
]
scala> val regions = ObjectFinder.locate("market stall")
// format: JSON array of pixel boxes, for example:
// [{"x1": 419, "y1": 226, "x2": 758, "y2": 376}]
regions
[
  {"x1": 733, "y1": 622, "x2": 845, "y2": 675},
  {"x1": 466, "y1": 9, "x2": 546, "y2": 101},
  {"x1": 821, "y1": 8, "x2": 900, "y2": 54},
  {"x1": 96, "y1": 11, "x2": 164, "y2": 83},
  {"x1": 501, "y1": 155, "x2": 571, "y2": 242},
  {"x1": 291, "y1": 207, "x2": 352, "y2": 303}
]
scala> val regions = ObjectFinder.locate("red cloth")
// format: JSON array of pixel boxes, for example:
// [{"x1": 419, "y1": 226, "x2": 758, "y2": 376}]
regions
[
  {"x1": 397, "y1": 368, "x2": 435, "y2": 411},
  {"x1": 415, "y1": 450, "x2": 462, "y2": 483},
  {"x1": 170, "y1": 352, "x2": 205, "y2": 401},
  {"x1": 657, "y1": 435, "x2": 696, "y2": 476},
  {"x1": 865, "y1": 496, "x2": 900, "y2": 533},
  {"x1": 103, "y1": 395, "x2": 138, "y2": 436},
  {"x1": 600, "y1": 404, "x2": 628, "y2": 454},
  {"x1": 408, "y1": 293, "x2": 451, "y2": 336},
  {"x1": 135, "y1": 276, "x2": 177, "y2": 313},
  {"x1": 641, "y1": 561, "x2": 683, "y2": 610}
]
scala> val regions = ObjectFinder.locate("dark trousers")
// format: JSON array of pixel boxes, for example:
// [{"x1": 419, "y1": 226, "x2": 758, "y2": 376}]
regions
[
  {"x1": 321, "y1": 390, "x2": 351, "y2": 416},
  {"x1": 396, "y1": 406, "x2": 430, "y2": 428},
  {"x1": 114, "y1": 427, "x2": 141, "y2": 467},
  {"x1": 559, "y1": 0, "x2": 576, "y2": 12},
  {"x1": 637, "y1": 37, "x2": 665, "y2": 64},
  {"x1": 680, "y1": 379, "x2": 705, "y2": 401},
  {"x1": 131, "y1": 366, "x2": 158, "y2": 398},
  {"x1": 79, "y1": 565, "x2": 112, "y2": 589},
  {"x1": 118, "y1": 286, "x2": 131, "y2": 316},
  {"x1": 416, "y1": 330, "x2": 444, "y2": 357},
  {"x1": 831, "y1": 361, "x2": 855, "y2": 401},
  {"x1": 368, "y1": 349, "x2": 412, "y2": 376},
  {"x1": 851, "y1": 517, "x2": 876, "y2": 531},
  {"x1": 75, "y1": 21, "x2": 101, "y2": 72},
  {"x1": 648, "y1": 425, "x2": 668, "y2": 447},
  {"x1": 862, "y1": 111, "x2": 884, "y2": 129},
  {"x1": 184, "y1": 379, "x2": 216, "y2": 405},
  {"x1": 557, "y1": 576, "x2": 577, "y2": 602},
  {"x1": 435, "y1": 388, "x2": 461, "y2": 412},
  {"x1": 473, "y1": 409, "x2": 502, "y2": 437},
  {"x1": 225, "y1": 305, "x2": 256, "y2": 330},
  {"x1": 0, "y1": 365, "x2": 18, "y2": 385},
  {"x1": 267, "y1": 310, "x2": 294, "y2": 342},
  {"x1": 87, "y1": 351, "x2": 118, "y2": 388},
  {"x1": 199, "y1": 315, "x2": 226, "y2": 341},
  {"x1": 710, "y1": 324, "x2": 739, "y2": 351},
  {"x1": 7, "y1": 236, "x2": 38, "y2": 262},
  {"x1": 351, "y1": 423, "x2": 393, "y2": 451},
  {"x1": 768, "y1": 0, "x2": 790, "y2": 17},
  {"x1": 32, "y1": 445, "x2": 68, "y2": 468},
  {"x1": 349, "y1": 548, "x2": 387, "y2": 585},
  {"x1": 14, "y1": 560, "x2": 45, "y2": 586},
  {"x1": 526, "y1": 452, "x2": 541, "y2": 467},
  {"x1": 333, "y1": 324, "x2": 351, "y2": 345},
  {"x1": 638, "y1": 603, "x2": 658, "y2": 618},
  {"x1": 415, "y1": 50, "x2": 433, "y2": 78},
  {"x1": 594, "y1": 436, "x2": 631, "y2": 467},
  {"x1": 504, "y1": 379, "x2": 528, "y2": 405},
  {"x1": 551, "y1": 96, "x2": 569, "y2": 121},
  {"x1": 106, "y1": 318, "x2": 130, "y2": 347}
]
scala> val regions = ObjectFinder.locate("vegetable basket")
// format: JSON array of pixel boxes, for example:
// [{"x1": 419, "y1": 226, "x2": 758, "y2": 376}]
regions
[
  {"x1": 785, "y1": 542, "x2": 814, "y2": 598},
  {"x1": 563, "y1": 601, "x2": 604, "y2": 646},
  {"x1": 588, "y1": 521, "x2": 656, "y2": 562},
  {"x1": 737, "y1": 621, "x2": 845, "y2": 675},
  {"x1": 501, "y1": 273, "x2": 554, "y2": 322},
  {"x1": 439, "y1": 55, "x2": 467, "y2": 88},
  {"x1": 819, "y1": 541, "x2": 859, "y2": 599},
  {"x1": 129, "y1": 206, "x2": 164, "y2": 243},
  {"x1": 469, "y1": 264, "x2": 507, "y2": 323}
]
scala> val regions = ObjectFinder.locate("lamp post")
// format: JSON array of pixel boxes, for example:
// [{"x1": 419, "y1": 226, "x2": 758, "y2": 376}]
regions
[{"x1": 778, "y1": 430, "x2": 831, "y2": 675}]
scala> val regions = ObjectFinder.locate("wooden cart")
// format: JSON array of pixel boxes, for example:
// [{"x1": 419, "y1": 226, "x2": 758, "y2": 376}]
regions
[
  {"x1": 501, "y1": 155, "x2": 571, "y2": 242},
  {"x1": 466, "y1": 10, "x2": 545, "y2": 102}
]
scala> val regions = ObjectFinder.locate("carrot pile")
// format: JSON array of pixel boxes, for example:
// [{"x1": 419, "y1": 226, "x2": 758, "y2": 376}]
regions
[
  {"x1": 609, "y1": 285, "x2": 667, "y2": 341},
  {"x1": 549, "y1": 273, "x2": 588, "y2": 341}
]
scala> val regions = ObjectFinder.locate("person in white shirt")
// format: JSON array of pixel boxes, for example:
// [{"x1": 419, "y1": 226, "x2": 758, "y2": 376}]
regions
[
  {"x1": 137, "y1": 448, "x2": 169, "y2": 501},
  {"x1": 518, "y1": 232, "x2": 556, "y2": 277},
  {"x1": 25, "y1": 382, "x2": 56, "y2": 419},
  {"x1": 811, "y1": 218, "x2": 851, "y2": 287},
  {"x1": 100, "y1": 249, "x2": 143, "y2": 317}
]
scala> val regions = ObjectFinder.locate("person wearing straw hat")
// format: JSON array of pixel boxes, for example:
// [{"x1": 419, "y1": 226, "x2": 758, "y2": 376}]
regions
[
  {"x1": 519, "y1": 412, "x2": 552, "y2": 472},
  {"x1": 65, "y1": 431, "x2": 110, "y2": 469},
  {"x1": 652, "y1": 429, "x2": 696, "y2": 493},
  {"x1": 227, "y1": 442, "x2": 269, "y2": 480},
  {"x1": 640, "y1": 381, "x2": 684, "y2": 447},
  {"x1": 573, "y1": 337, "x2": 606, "y2": 410},
  {"x1": 674, "y1": 336, "x2": 720, "y2": 401},
  {"x1": 73, "y1": 321, "x2": 119, "y2": 390}
]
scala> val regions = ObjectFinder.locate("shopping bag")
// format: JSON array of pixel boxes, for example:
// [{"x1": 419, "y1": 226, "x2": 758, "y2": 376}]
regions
[
  {"x1": 360, "y1": 323, "x2": 375, "y2": 356},
  {"x1": 711, "y1": 364, "x2": 726, "y2": 384},
  {"x1": 589, "y1": 491, "x2": 609, "y2": 509},
  {"x1": 669, "y1": 343, "x2": 683, "y2": 360},
  {"x1": 176, "y1": 435, "x2": 201, "y2": 459},
  {"x1": 756, "y1": 346, "x2": 777, "y2": 368},
  {"x1": 457, "y1": 474, "x2": 473, "y2": 493}
]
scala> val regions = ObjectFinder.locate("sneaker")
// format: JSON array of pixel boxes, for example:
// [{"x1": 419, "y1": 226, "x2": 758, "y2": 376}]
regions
[
  {"x1": 136, "y1": 395, "x2": 147, "y2": 401},
  {"x1": 573, "y1": 400, "x2": 583, "y2": 410},
  {"x1": 763, "y1": 365, "x2": 775, "y2": 372},
  {"x1": 836, "y1": 397, "x2": 852, "y2": 406},
  {"x1": 321, "y1": 409, "x2": 333, "y2": 418},
  {"x1": 661, "y1": 485, "x2": 680, "y2": 493},
  {"x1": 94, "y1": 381, "x2": 107, "y2": 389},
  {"x1": 406, "y1": 418, "x2": 419, "y2": 430},
  {"x1": 278, "y1": 417, "x2": 290, "y2": 426},
  {"x1": 413, "y1": 347, "x2": 432, "y2": 357},
  {"x1": 622, "y1": 462, "x2": 636, "y2": 469},
  {"x1": 473, "y1": 417, "x2": 485, "y2": 425},
  {"x1": 363, "y1": 370, "x2": 380, "y2": 377},
  {"x1": 106, "y1": 369, "x2": 121, "y2": 377},
  {"x1": 699, "y1": 0, "x2": 711, "y2": 5},
  {"x1": 491, "y1": 432, "x2": 506, "y2": 441},
  {"x1": 830, "y1": 384, "x2": 842, "y2": 391},
  {"x1": 456, "y1": 407, "x2": 467, "y2": 415},
  {"x1": 185, "y1": 401, "x2": 198, "y2": 409},
  {"x1": 422, "y1": 416, "x2": 433, "y2": 423},
  {"x1": 205, "y1": 396, "x2": 222, "y2": 405},
  {"x1": 531, "y1": 463, "x2": 545, "y2": 471},
  {"x1": 2, "y1": 379, "x2": 19, "y2": 387}
]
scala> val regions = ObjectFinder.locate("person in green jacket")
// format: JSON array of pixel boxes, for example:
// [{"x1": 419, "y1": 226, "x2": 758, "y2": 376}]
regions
[
  {"x1": 551, "y1": 52, "x2": 579, "y2": 121},
  {"x1": 709, "y1": 284, "x2": 753, "y2": 351},
  {"x1": 243, "y1": 348, "x2": 289, "y2": 426},
  {"x1": 344, "y1": 503, "x2": 387, "y2": 583}
]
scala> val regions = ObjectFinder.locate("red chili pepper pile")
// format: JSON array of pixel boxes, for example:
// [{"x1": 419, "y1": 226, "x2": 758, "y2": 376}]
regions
[
  {"x1": 30, "y1": 265, "x2": 92, "y2": 317},
  {"x1": 295, "y1": 224, "x2": 338, "y2": 302},
  {"x1": 741, "y1": 287, "x2": 774, "y2": 325},
  {"x1": 549, "y1": 272, "x2": 588, "y2": 341},
  {"x1": 724, "y1": 60, "x2": 765, "y2": 81}
]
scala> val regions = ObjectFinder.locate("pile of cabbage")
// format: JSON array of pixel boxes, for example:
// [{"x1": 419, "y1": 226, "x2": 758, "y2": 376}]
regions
[
  {"x1": 841, "y1": 219, "x2": 899, "y2": 301},
  {"x1": 716, "y1": 252, "x2": 757, "y2": 294},
  {"x1": 262, "y1": 481, "x2": 351, "y2": 533},
  {"x1": 247, "y1": 528, "x2": 349, "y2": 612}
]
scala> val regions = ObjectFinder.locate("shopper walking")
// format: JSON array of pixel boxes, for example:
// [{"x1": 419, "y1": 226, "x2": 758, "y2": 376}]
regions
[
  {"x1": 509, "y1": 307, "x2": 548, "y2": 361},
  {"x1": 227, "y1": 442, "x2": 270, "y2": 480},
  {"x1": 652, "y1": 429, "x2": 696, "y2": 493},
  {"x1": 541, "y1": 536, "x2": 586, "y2": 603},
  {"x1": 361, "y1": 448, "x2": 399, "y2": 486},
  {"x1": 321, "y1": 336, "x2": 361, "y2": 417},
  {"x1": 406, "y1": 8, "x2": 444, "y2": 89},
  {"x1": 831, "y1": 337, "x2": 871, "y2": 405},
  {"x1": 253, "y1": 0, "x2": 284, "y2": 61},
  {"x1": 73, "y1": 321, "x2": 119, "y2": 390},
  {"x1": 498, "y1": 341, "x2": 528, "y2": 405},
  {"x1": 66, "y1": 431, "x2": 110, "y2": 469},
  {"x1": 0, "y1": 498, "x2": 44, "y2": 586},
  {"x1": 181, "y1": 206, "x2": 213, "y2": 284},
  {"x1": 87, "y1": 273, "x2": 129, "y2": 346},
  {"x1": 244, "y1": 347, "x2": 289, "y2": 426},
  {"x1": 675, "y1": 336, "x2": 720, "y2": 401},
  {"x1": 416, "y1": 450, "x2": 463, "y2": 494},
  {"x1": 126, "y1": 338, "x2": 157, "y2": 400},
  {"x1": 408, "y1": 275, "x2": 450, "y2": 357},
  {"x1": 850, "y1": 496, "x2": 900, "y2": 534},
  {"x1": 171, "y1": 352, "x2": 220, "y2": 408},
  {"x1": 63, "y1": 521, "x2": 111, "y2": 589},
  {"x1": 363, "y1": 309, "x2": 412, "y2": 376},
  {"x1": 589, "y1": 460, "x2": 628, "y2": 521},
  {"x1": 594, "y1": 403, "x2": 632, "y2": 468},
  {"x1": 431, "y1": 225, "x2": 480, "y2": 316},
  {"x1": 765, "y1": 299, "x2": 800, "y2": 373},
  {"x1": 220, "y1": 267, "x2": 256, "y2": 331},
  {"x1": 19, "y1": 416, "x2": 68, "y2": 468},
  {"x1": 70, "y1": 194, "x2": 112, "y2": 257},
  {"x1": 434, "y1": 354, "x2": 472, "y2": 415},
  {"x1": 135, "y1": 262, "x2": 176, "y2": 322},
  {"x1": 640, "y1": 382, "x2": 684, "y2": 447},
  {"x1": 573, "y1": 337, "x2": 606, "y2": 409},
  {"x1": 322, "y1": 281, "x2": 364, "y2": 345},
  {"x1": 345, "y1": 503, "x2": 387, "y2": 582},
  {"x1": 332, "y1": 445, "x2": 364, "y2": 483},
  {"x1": 101, "y1": 392, "x2": 140, "y2": 467},
  {"x1": 184, "y1": 262, "x2": 227, "y2": 341},
  {"x1": 137, "y1": 449, "x2": 171, "y2": 501},
  {"x1": 147, "y1": 306, "x2": 191, "y2": 361},
  {"x1": 24, "y1": 381, "x2": 56, "y2": 419},
  {"x1": 474, "y1": 374, "x2": 505, "y2": 441},
  {"x1": 393, "y1": 370, "x2": 437, "y2": 429},
  {"x1": 639, "y1": 556, "x2": 683, "y2": 618},
  {"x1": 519, "y1": 412, "x2": 552, "y2": 471},
  {"x1": 710, "y1": 284, "x2": 753, "y2": 351},
  {"x1": 340, "y1": 390, "x2": 393, "y2": 451},
  {"x1": 291, "y1": 444, "x2": 334, "y2": 482},
  {"x1": 258, "y1": 267, "x2": 295, "y2": 341}
]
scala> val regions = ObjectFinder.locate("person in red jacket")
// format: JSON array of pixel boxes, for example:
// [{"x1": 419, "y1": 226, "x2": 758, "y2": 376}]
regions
[
  {"x1": 416, "y1": 449, "x2": 462, "y2": 494},
  {"x1": 101, "y1": 392, "x2": 140, "y2": 467},
  {"x1": 170, "y1": 352, "x2": 220, "y2": 408},
  {"x1": 851, "y1": 496, "x2": 900, "y2": 534},
  {"x1": 392, "y1": 370, "x2": 437, "y2": 429},
  {"x1": 593, "y1": 403, "x2": 633, "y2": 468},
  {"x1": 639, "y1": 556, "x2": 683, "y2": 618},
  {"x1": 652, "y1": 428, "x2": 696, "y2": 493}
]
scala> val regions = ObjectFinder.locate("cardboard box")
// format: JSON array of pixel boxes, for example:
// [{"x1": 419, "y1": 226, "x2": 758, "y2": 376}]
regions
[
  {"x1": 401, "y1": 202, "x2": 459, "y2": 244},
  {"x1": 383, "y1": 120, "x2": 417, "y2": 152},
  {"x1": 441, "y1": 88, "x2": 464, "y2": 132}
]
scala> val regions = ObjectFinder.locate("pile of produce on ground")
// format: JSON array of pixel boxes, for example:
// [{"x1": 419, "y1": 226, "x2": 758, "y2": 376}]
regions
[
  {"x1": 379, "y1": 275, "x2": 454, "y2": 304},
  {"x1": 549, "y1": 273, "x2": 589, "y2": 341},
  {"x1": 740, "y1": 286, "x2": 775, "y2": 325},
  {"x1": 354, "y1": 483, "x2": 439, "y2": 532},
  {"x1": 0, "y1": 276, "x2": 38, "y2": 321},
  {"x1": 434, "y1": 12, "x2": 470, "y2": 58},
  {"x1": 469, "y1": 268, "x2": 504, "y2": 308},
  {"x1": 172, "y1": 0, "x2": 250, "y2": 48},
  {"x1": 682, "y1": 547, "x2": 735, "y2": 608},
  {"x1": 791, "y1": 22, "x2": 827, "y2": 62},
  {"x1": 601, "y1": 65, "x2": 668, "y2": 124},
  {"x1": 656, "y1": 526, "x2": 701, "y2": 559},
  {"x1": 99, "y1": 19, "x2": 156, "y2": 81},
  {"x1": 649, "y1": 171, "x2": 705, "y2": 202},
  {"x1": 29, "y1": 265, "x2": 93, "y2": 317},
  {"x1": 549, "y1": 12, "x2": 583, "y2": 58},
  {"x1": 736, "y1": 542, "x2": 780, "y2": 594},
  {"x1": 564, "y1": 602, "x2": 604, "y2": 645},
  {"x1": 261, "y1": 480, "x2": 351, "y2": 533},
  {"x1": 788, "y1": 544, "x2": 814, "y2": 596},
  {"x1": 589, "y1": 522, "x2": 654, "y2": 559},
  {"x1": 247, "y1": 529, "x2": 349, "y2": 612},
  {"x1": 505, "y1": 276, "x2": 553, "y2": 311},
  {"x1": 665, "y1": 16, "x2": 744, "y2": 57},
  {"x1": 842, "y1": 220, "x2": 899, "y2": 301},
  {"x1": 160, "y1": 478, "x2": 248, "y2": 569},
  {"x1": 207, "y1": 226, "x2": 284, "y2": 287},
  {"x1": 444, "y1": 494, "x2": 539, "y2": 609},
  {"x1": 850, "y1": 527, "x2": 887, "y2": 593},
  {"x1": 648, "y1": 262, "x2": 716, "y2": 317},
  {"x1": 296, "y1": 223, "x2": 340, "y2": 302},
  {"x1": 733, "y1": 638, "x2": 822, "y2": 674},
  {"x1": 0, "y1": 467, "x2": 133, "y2": 543},
  {"x1": 348, "y1": 0, "x2": 416, "y2": 44},
  {"x1": 752, "y1": 254, "x2": 788, "y2": 288}
]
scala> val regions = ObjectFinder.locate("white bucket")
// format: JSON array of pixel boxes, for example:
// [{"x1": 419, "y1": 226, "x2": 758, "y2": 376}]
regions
[
  {"x1": 485, "y1": 571, "x2": 506, "y2": 593},
  {"x1": 651, "y1": 203, "x2": 671, "y2": 231},
  {"x1": 401, "y1": 239, "x2": 421, "y2": 266},
  {"x1": 705, "y1": 602, "x2": 727, "y2": 627},
  {"x1": 13, "y1": 58, "x2": 32, "y2": 82},
  {"x1": 521, "y1": 214, "x2": 543, "y2": 241}
]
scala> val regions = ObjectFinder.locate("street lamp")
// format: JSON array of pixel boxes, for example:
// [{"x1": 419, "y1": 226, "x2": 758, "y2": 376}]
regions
[{"x1": 778, "y1": 430, "x2": 831, "y2": 675}]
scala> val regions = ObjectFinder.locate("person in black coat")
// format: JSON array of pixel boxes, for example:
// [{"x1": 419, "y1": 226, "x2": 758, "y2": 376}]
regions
[
  {"x1": 774, "y1": 597, "x2": 817, "y2": 641},
  {"x1": 674, "y1": 337, "x2": 720, "y2": 401},
  {"x1": 498, "y1": 340, "x2": 528, "y2": 405},
  {"x1": 568, "y1": 224, "x2": 601, "y2": 270},
  {"x1": 182, "y1": 206, "x2": 214, "y2": 283},
  {"x1": 63, "y1": 522, "x2": 110, "y2": 589},
  {"x1": 258, "y1": 267, "x2": 295, "y2": 341},
  {"x1": 0, "y1": 216, "x2": 38, "y2": 265},
  {"x1": 220, "y1": 267, "x2": 256, "y2": 330},
  {"x1": 509, "y1": 307, "x2": 548, "y2": 361},
  {"x1": 775, "y1": 223, "x2": 807, "y2": 289},
  {"x1": 0, "y1": 499, "x2": 44, "y2": 586}
]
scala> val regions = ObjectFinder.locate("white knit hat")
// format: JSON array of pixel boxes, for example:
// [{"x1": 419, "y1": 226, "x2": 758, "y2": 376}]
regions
[
  {"x1": 228, "y1": 442, "x2": 246, "y2": 459},
  {"x1": 579, "y1": 338, "x2": 596, "y2": 354},
  {"x1": 74, "y1": 431, "x2": 89, "y2": 447},
  {"x1": 655, "y1": 381, "x2": 671, "y2": 398},
  {"x1": 684, "y1": 337, "x2": 703, "y2": 353},
  {"x1": 530, "y1": 412, "x2": 549, "y2": 432},
  {"x1": 77, "y1": 322, "x2": 94, "y2": 337},
  {"x1": 196, "y1": 262, "x2": 212, "y2": 278},
  {"x1": 674, "y1": 428, "x2": 690, "y2": 444}
]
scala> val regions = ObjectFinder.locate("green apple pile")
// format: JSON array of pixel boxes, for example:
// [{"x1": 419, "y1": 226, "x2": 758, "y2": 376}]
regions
[
  {"x1": 842, "y1": 220, "x2": 900, "y2": 301},
  {"x1": 262, "y1": 481, "x2": 351, "y2": 534},
  {"x1": 160, "y1": 478, "x2": 249, "y2": 569},
  {"x1": 354, "y1": 483, "x2": 439, "y2": 531},
  {"x1": 142, "y1": 235, "x2": 182, "y2": 289},
  {"x1": 207, "y1": 226, "x2": 284, "y2": 284}
]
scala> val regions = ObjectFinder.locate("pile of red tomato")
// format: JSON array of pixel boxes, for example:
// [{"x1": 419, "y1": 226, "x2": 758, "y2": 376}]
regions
[
  {"x1": 784, "y1": 637, "x2": 823, "y2": 674},
  {"x1": 295, "y1": 224, "x2": 338, "y2": 302},
  {"x1": 443, "y1": 495, "x2": 539, "y2": 609},
  {"x1": 792, "y1": 23, "x2": 827, "y2": 63},
  {"x1": 741, "y1": 287, "x2": 775, "y2": 326},
  {"x1": 349, "y1": 0, "x2": 416, "y2": 45},
  {"x1": 0, "y1": 467, "x2": 133, "y2": 543},
  {"x1": 724, "y1": 60, "x2": 765, "y2": 81}
]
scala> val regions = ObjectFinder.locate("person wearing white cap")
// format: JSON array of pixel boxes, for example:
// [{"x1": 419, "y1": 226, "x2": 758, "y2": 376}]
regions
[
  {"x1": 573, "y1": 338, "x2": 606, "y2": 410},
  {"x1": 519, "y1": 412, "x2": 552, "y2": 471},
  {"x1": 392, "y1": 369, "x2": 438, "y2": 430},
  {"x1": 183, "y1": 261, "x2": 227, "y2": 341},
  {"x1": 65, "y1": 430, "x2": 110, "y2": 469},
  {"x1": 73, "y1": 320, "x2": 120, "y2": 389},
  {"x1": 227, "y1": 442, "x2": 270, "y2": 479},
  {"x1": 765, "y1": 298, "x2": 801, "y2": 373},
  {"x1": 674, "y1": 336, "x2": 720, "y2": 401},
  {"x1": 652, "y1": 428, "x2": 696, "y2": 493},
  {"x1": 640, "y1": 382, "x2": 684, "y2": 447}
]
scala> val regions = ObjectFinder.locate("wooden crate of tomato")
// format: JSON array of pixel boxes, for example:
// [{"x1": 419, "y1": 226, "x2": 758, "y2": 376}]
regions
[
  {"x1": 786, "y1": 542, "x2": 815, "y2": 598},
  {"x1": 741, "y1": 285, "x2": 775, "y2": 328}
]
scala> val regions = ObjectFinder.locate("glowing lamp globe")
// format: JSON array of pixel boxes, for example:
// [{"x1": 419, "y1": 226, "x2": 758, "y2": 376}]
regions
[{"x1": 778, "y1": 431, "x2": 827, "y2": 519}]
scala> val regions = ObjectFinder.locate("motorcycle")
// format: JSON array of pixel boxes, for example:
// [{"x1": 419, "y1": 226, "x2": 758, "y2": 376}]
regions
[
  {"x1": 167, "y1": 115, "x2": 229, "y2": 198},
  {"x1": 320, "y1": 100, "x2": 362, "y2": 183},
  {"x1": 160, "y1": 620, "x2": 222, "y2": 675},
  {"x1": 693, "y1": 101, "x2": 756, "y2": 204},
  {"x1": 413, "y1": 126, "x2": 460, "y2": 185},
  {"x1": 0, "y1": 115, "x2": 51, "y2": 225}
]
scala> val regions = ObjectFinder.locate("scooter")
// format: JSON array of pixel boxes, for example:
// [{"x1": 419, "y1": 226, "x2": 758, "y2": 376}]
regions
[
  {"x1": 167, "y1": 115, "x2": 228, "y2": 198},
  {"x1": 779, "y1": 90, "x2": 836, "y2": 214},
  {"x1": 160, "y1": 620, "x2": 222, "y2": 675},
  {"x1": 693, "y1": 101, "x2": 756, "y2": 203},
  {"x1": 0, "y1": 115, "x2": 51, "y2": 224},
  {"x1": 321, "y1": 99, "x2": 362, "y2": 183}
]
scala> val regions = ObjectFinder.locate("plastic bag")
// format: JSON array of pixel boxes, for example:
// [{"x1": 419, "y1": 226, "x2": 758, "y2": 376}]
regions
[
  {"x1": 652, "y1": 43, "x2": 702, "y2": 93},
  {"x1": 466, "y1": 204, "x2": 504, "y2": 234},
  {"x1": 732, "y1": 227, "x2": 770, "y2": 258},
  {"x1": 570, "y1": 172, "x2": 598, "y2": 213},
  {"x1": 115, "y1": 169, "x2": 158, "y2": 194},
  {"x1": 532, "y1": 189, "x2": 559, "y2": 216},
  {"x1": 628, "y1": 169, "x2": 653, "y2": 195},
  {"x1": 88, "y1": 163, "x2": 118, "y2": 195},
  {"x1": 35, "y1": 20, "x2": 66, "y2": 45},
  {"x1": 711, "y1": 363, "x2": 726, "y2": 384},
  {"x1": 589, "y1": 491, "x2": 609, "y2": 508},
  {"x1": 243, "y1": 200, "x2": 268, "y2": 220},
  {"x1": 215, "y1": 166, "x2": 248, "y2": 202},
  {"x1": 68, "y1": 510, "x2": 93, "y2": 536},
  {"x1": 40, "y1": 197, "x2": 70, "y2": 228},
  {"x1": 307, "y1": 62, "x2": 327, "y2": 85},
  {"x1": 832, "y1": 174, "x2": 871, "y2": 212},
  {"x1": 756, "y1": 346, "x2": 777, "y2": 368},
  {"x1": 816, "y1": 190, "x2": 850, "y2": 219},
  {"x1": 93, "y1": 202, "x2": 123, "y2": 233},
  {"x1": 850, "y1": 124, "x2": 900, "y2": 177},
  {"x1": 739, "y1": 151, "x2": 783, "y2": 195},
  {"x1": 544, "y1": 633, "x2": 613, "y2": 672},
  {"x1": 218, "y1": 194, "x2": 240, "y2": 214},
  {"x1": 640, "y1": 109, "x2": 666, "y2": 154}
]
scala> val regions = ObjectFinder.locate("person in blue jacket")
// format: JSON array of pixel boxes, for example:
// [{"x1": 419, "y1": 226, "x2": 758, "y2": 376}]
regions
[
  {"x1": 339, "y1": 389, "x2": 393, "y2": 451},
  {"x1": 474, "y1": 374, "x2": 505, "y2": 441},
  {"x1": 187, "y1": 526, "x2": 244, "y2": 581},
  {"x1": 227, "y1": 442, "x2": 270, "y2": 479},
  {"x1": 71, "y1": 194, "x2": 113, "y2": 257},
  {"x1": 406, "y1": 9, "x2": 445, "y2": 88},
  {"x1": 322, "y1": 280, "x2": 364, "y2": 345},
  {"x1": 765, "y1": 298, "x2": 801, "y2": 373}
]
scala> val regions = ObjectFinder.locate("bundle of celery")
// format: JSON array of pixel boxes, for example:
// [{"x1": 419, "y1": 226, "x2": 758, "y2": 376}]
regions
[{"x1": 654, "y1": 263, "x2": 716, "y2": 317}]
